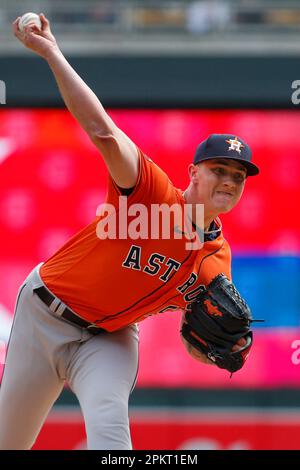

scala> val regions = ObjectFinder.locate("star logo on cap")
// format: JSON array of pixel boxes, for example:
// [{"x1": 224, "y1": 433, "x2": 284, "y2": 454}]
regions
[{"x1": 226, "y1": 136, "x2": 244, "y2": 154}]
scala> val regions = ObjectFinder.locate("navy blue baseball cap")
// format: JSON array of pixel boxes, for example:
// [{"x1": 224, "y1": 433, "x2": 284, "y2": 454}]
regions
[{"x1": 193, "y1": 134, "x2": 259, "y2": 176}]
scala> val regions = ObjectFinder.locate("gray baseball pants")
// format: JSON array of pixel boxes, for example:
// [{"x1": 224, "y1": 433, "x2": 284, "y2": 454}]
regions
[{"x1": 0, "y1": 264, "x2": 139, "y2": 450}]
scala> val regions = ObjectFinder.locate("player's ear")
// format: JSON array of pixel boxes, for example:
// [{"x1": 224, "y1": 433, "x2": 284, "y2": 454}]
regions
[{"x1": 188, "y1": 163, "x2": 199, "y2": 181}]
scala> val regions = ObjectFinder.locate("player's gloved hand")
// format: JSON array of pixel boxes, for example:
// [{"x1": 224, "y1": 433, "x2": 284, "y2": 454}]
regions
[
  {"x1": 180, "y1": 273, "x2": 253, "y2": 374},
  {"x1": 12, "y1": 14, "x2": 58, "y2": 59},
  {"x1": 181, "y1": 333, "x2": 247, "y2": 366}
]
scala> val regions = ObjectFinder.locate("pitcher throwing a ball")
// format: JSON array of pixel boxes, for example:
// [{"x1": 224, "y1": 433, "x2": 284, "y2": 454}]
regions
[{"x1": 0, "y1": 14, "x2": 259, "y2": 450}]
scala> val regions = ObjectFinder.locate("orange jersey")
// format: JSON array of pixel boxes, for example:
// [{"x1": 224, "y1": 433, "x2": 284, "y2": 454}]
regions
[{"x1": 40, "y1": 148, "x2": 231, "y2": 331}]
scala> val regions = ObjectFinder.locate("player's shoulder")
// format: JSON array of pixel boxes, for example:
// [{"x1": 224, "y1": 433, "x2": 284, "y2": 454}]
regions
[
  {"x1": 220, "y1": 234, "x2": 232, "y2": 262},
  {"x1": 143, "y1": 154, "x2": 153, "y2": 163},
  {"x1": 139, "y1": 147, "x2": 176, "y2": 186}
]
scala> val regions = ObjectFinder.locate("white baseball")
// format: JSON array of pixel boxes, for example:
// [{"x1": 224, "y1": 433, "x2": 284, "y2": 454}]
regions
[{"x1": 18, "y1": 12, "x2": 42, "y2": 33}]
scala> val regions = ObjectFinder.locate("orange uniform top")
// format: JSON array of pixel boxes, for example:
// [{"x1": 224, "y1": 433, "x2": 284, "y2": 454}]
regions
[{"x1": 40, "y1": 148, "x2": 231, "y2": 332}]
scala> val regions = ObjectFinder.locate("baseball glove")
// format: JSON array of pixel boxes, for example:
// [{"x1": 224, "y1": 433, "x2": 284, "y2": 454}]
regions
[{"x1": 180, "y1": 273, "x2": 253, "y2": 373}]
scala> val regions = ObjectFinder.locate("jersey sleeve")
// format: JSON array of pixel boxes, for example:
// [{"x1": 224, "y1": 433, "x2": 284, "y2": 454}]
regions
[{"x1": 105, "y1": 146, "x2": 177, "y2": 207}]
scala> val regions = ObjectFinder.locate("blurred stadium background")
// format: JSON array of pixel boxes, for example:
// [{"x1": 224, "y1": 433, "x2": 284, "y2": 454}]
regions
[{"x1": 1, "y1": 0, "x2": 300, "y2": 450}]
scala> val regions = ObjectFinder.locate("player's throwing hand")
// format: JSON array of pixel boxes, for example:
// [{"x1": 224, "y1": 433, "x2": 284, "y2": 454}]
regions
[{"x1": 12, "y1": 14, "x2": 58, "y2": 59}]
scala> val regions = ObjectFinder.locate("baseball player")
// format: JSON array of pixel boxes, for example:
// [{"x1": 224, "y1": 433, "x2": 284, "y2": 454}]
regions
[{"x1": 0, "y1": 15, "x2": 259, "y2": 450}]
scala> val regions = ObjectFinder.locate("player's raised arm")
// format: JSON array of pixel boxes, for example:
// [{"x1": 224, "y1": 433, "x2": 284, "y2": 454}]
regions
[{"x1": 12, "y1": 14, "x2": 139, "y2": 189}]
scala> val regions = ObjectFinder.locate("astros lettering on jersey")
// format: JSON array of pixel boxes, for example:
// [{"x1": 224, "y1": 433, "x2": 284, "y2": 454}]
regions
[{"x1": 40, "y1": 147, "x2": 231, "y2": 332}]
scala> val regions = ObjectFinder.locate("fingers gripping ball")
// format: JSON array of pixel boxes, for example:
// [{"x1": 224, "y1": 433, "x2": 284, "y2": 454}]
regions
[
  {"x1": 181, "y1": 273, "x2": 253, "y2": 373},
  {"x1": 18, "y1": 13, "x2": 42, "y2": 32}
]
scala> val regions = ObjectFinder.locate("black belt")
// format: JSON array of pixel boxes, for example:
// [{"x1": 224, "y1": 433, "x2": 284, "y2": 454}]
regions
[{"x1": 33, "y1": 286, "x2": 106, "y2": 335}]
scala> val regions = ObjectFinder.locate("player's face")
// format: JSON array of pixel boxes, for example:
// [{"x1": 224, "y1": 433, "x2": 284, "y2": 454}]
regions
[{"x1": 193, "y1": 159, "x2": 247, "y2": 215}]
